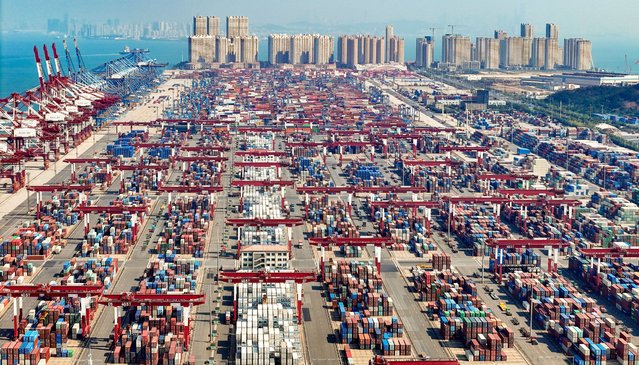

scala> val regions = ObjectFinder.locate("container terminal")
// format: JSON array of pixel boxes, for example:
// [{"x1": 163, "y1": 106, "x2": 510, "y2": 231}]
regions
[{"x1": 0, "y1": 44, "x2": 639, "y2": 365}]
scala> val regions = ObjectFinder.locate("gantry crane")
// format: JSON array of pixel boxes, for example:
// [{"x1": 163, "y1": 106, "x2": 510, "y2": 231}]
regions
[
  {"x1": 98, "y1": 292, "x2": 206, "y2": 349},
  {"x1": 308, "y1": 237, "x2": 393, "y2": 274},
  {"x1": 579, "y1": 247, "x2": 639, "y2": 287},
  {"x1": 63, "y1": 157, "x2": 117, "y2": 183},
  {"x1": 297, "y1": 185, "x2": 429, "y2": 216},
  {"x1": 0, "y1": 284, "x2": 104, "y2": 339},
  {"x1": 487, "y1": 238, "x2": 570, "y2": 282},
  {"x1": 226, "y1": 218, "x2": 304, "y2": 257},
  {"x1": 27, "y1": 184, "x2": 93, "y2": 218},
  {"x1": 219, "y1": 270, "x2": 315, "y2": 324},
  {"x1": 368, "y1": 199, "x2": 440, "y2": 236}
]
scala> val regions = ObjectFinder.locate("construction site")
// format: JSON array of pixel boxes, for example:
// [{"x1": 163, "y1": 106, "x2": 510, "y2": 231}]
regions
[{"x1": 1, "y1": 46, "x2": 639, "y2": 365}]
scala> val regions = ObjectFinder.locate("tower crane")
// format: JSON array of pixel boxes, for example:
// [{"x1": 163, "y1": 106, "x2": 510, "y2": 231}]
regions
[{"x1": 428, "y1": 27, "x2": 440, "y2": 40}]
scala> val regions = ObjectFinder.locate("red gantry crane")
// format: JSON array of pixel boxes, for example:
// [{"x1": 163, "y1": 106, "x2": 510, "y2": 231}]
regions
[
  {"x1": 64, "y1": 157, "x2": 117, "y2": 183},
  {"x1": 219, "y1": 270, "x2": 315, "y2": 324},
  {"x1": 27, "y1": 184, "x2": 93, "y2": 218},
  {"x1": 226, "y1": 218, "x2": 304, "y2": 257},
  {"x1": 440, "y1": 145, "x2": 490, "y2": 164},
  {"x1": 487, "y1": 238, "x2": 570, "y2": 282},
  {"x1": 297, "y1": 185, "x2": 429, "y2": 216},
  {"x1": 308, "y1": 237, "x2": 394, "y2": 275},
  {"x1": 98, "y1": 292, "x2": 206, "y2": 349},
  {"x1": 368, "y1": 199, "x2": 440, "y2": 236},
  {"x1": 0, "y1": 284, "x2": 104, "y2": 339},
  {"x1": 580, "y1": 247, "x2": 639, "y2": 287}
]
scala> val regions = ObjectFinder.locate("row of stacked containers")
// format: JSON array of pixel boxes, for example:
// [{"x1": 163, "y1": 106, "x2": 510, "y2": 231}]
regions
[
  {"x1": 325, "y1": 259, "x2": 412, "y2": 356},
  {"x1": 234, "y1": 131, "x2": 305, "y2": 364},
  {"x1": 505, "y1": 271, "x2": 639, "y2": 364},
  {"x1": 412, "y1": 269, "x2": 513, "y2": 361}
]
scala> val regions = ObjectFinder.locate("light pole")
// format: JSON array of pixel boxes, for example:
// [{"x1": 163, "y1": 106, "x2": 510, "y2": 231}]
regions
[
  {"x1": 481, "y1": 239, "x2": 485, "y2": 284},
  {"x1": 26, "y1": 172, "x2": 31, "y2": 215}
]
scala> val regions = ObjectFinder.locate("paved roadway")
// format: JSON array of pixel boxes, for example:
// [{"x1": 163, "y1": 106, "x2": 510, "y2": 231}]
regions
[{"x1": 278, "y1": 137, "x2": 342, "y2": 365}]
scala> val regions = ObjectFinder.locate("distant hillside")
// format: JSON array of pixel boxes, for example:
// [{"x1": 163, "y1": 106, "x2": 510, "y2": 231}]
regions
[{"x1": 546, "y1": 84, "x2": 639, "y2": 118}]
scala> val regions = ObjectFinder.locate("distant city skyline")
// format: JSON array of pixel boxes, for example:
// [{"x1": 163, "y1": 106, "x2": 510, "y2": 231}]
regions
[{"x1": 1, "y1": 0, "x2": 637, "y2": 44}]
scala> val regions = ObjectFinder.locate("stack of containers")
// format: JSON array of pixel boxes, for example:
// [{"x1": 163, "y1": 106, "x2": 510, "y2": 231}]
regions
[
  {"x1": 235, "y1": 282, "x2": 304, "y2": 365},
  {"x1": 570, "y1": 256, "x2": 639, "y2": 327},
  {"x1": 81, "y1": 194, "x2": 148, "y2": 256},
  {"x1": 157, "y1": 195, "x2": 211, "y2": 257},
  {"x1": 592, "y1": 192, "x2": 639, "y2": 229},
  {"x1": 343, "y1": 162, "x2": 383, "y2": 187},
  {"x1": 307, "y1": 200, "x2": 359, "y2": 238},
  {"x1": 0, "y1": 218, "x2": 65, "y2": 257},
  {"x1": 76, "y1": 163, "x2": 113, "y2": 186},
  {"x1": 183, "y1": 160, "x2": 221, "y2": 186},
  {"x1": 324, "y1": 259, "x2": 411, "y2": 355},
  {"x1": 107, "y1": 130, "x2": 148, "y2": 158},
  {"x1": 573, "y1": 208, "x2": 624, "y2": 248},
  {"x1": 59, "y1": 257, "x2": 118, "y2": 290},
  {"x1": 240, "y1": 227, "x2": 285, "y2": 246},
  {"x1": 243, "y1": 134, "x2": 274, "y2": 150},
  {"x1": 242, "y1": 186, "x2": 283, "y2": 219},
  {"x1": 0, "y1": 255, "x2": 35, "y2": 281},
  {"x1": 444, "y1": 204, "x2": 510, "y2": 253},
  {"x1": 500, "y1": 203, "x2": 573, "y2": 240},
  {"x1": 38, "y1": 190, "x2": 82, "y2": 226},
  {"x1": 369, "y1": 203, "x2": 432, "y2": 252},
  {"x1": 295, "y1": 157, "x2": 331, "y2": 186},
  {"x1": 123, "y1": 166, "x2": 167, "y2": 193},
  {"x1": 0, "y1": 331, "x2": 48, "y2": 365},
  {"x1": 412, "y1": 269, "x2": 514, "y2": 360},
  {"x1": 111, "y1": 257, "x2": 200, "y2": 364},
  {"x1": 340, "y1": 245, "x2": 363, "y2": 257},
  {"x1": 432, "y1": 253, "x2": 452, "y2": 271},
  {"x1": 501, "y1": 270, "x2": 637, "y2": 363},
  {"x1": 17, "y1": 295, "x2": 99, "y2": 354},
  {"x1": 148, "y1": 147, "x2": 173, "y2": 159},
  {"x1": 488, "y1": 249, "x2": 540, "y2": 274}
]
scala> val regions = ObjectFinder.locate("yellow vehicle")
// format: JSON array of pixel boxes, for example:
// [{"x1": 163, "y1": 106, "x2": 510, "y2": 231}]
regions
[{"x1": 498, "y1": 302, "x2": 507, "y2": 312}]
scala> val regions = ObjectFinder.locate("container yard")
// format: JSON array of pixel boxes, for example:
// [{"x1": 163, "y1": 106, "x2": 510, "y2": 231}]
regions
[{"x1": 1, "y1": 57, "x2": 639, "y2": 365}]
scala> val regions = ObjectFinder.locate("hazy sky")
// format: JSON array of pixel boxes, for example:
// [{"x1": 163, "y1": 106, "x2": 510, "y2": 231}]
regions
[{"x1": 1, "y1": 0, "x2": 637, "y2": 42}]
